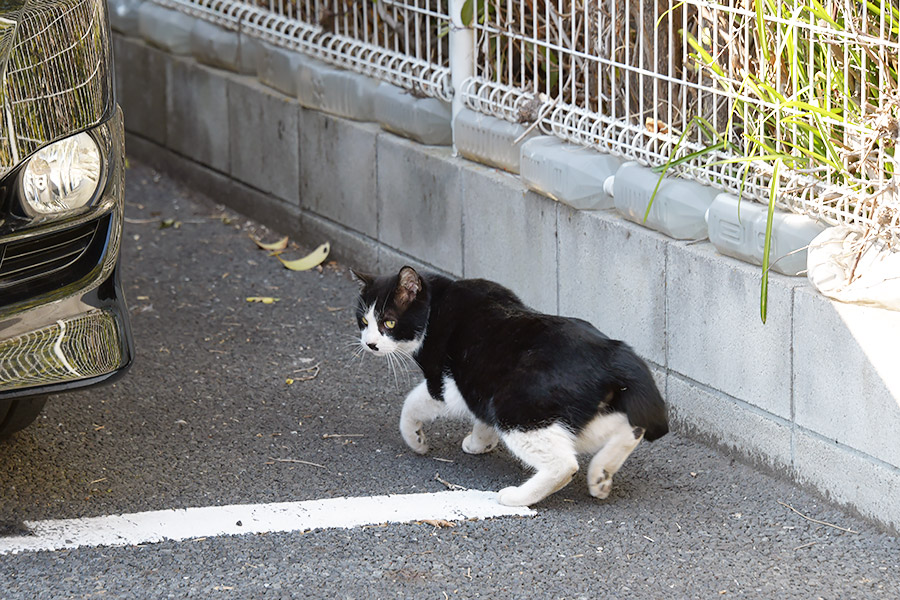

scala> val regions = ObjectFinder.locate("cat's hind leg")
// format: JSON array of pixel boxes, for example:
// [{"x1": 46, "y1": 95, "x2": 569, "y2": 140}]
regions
[
  {"x1": 585, "y1": 415, "x2": 645, "y2": 500},
  {"x1": 400, "y1": 380, "x2": 446, "y2": 454},
  {"x1": 497, "y1": 424, "x2": 579, "y2": 507},
  {"x1": 462, "y1": 421, "x2": 500, "y2": 455}
]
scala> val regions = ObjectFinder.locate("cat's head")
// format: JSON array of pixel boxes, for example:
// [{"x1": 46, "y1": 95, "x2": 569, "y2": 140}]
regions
[{"x1": 352, "y1": 266, "x2": 429, "y2": 357}]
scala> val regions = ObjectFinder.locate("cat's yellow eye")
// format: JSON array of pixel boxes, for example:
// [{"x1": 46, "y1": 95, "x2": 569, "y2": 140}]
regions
[
  {"x1": 361, "y1": 316, "x2": 369, "y2": 326},
  {"x1": 384, "y1": 319, "x2": 396, "y2": 329}
]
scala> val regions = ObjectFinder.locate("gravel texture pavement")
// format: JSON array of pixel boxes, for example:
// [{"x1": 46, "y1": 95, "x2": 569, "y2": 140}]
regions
[{"x1": 1, "y1": 161, "x2": 898, "y2": 599}]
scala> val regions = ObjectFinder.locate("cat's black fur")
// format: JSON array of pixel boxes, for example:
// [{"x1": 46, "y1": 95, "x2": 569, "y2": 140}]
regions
[
  {"x1": 354, "y1": 266, "x2": 668, "y2": 505},
  {"x1": 354, "y1": 266, "x2": 668, "y2": 440}
]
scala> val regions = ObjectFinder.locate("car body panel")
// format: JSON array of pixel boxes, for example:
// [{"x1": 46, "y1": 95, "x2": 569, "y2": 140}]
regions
[
  {"x1": 0, "y1": 0, "x2": 115, "y2": 182},
  {"x1": 0, "y1": 0, "x2": 132, "y2": 411}
]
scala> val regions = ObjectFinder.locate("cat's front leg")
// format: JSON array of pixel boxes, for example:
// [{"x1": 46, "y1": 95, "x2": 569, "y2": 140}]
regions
[
  {"x1": 462, "y1": 421, "x2": 500, "y2": 454},
  {"x1": 399, "y1": 380, "x2": 446, "y2": 454}
]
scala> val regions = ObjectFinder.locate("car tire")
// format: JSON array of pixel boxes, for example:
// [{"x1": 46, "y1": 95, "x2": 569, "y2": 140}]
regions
[{"x1": 0, "y1": 397, "x2": 48, "y2": 440}]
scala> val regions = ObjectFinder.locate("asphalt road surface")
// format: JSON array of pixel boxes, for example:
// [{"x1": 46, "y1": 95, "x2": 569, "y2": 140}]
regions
[{"x1": 1, "y1": 161, "x2": 898, "y2": 599}]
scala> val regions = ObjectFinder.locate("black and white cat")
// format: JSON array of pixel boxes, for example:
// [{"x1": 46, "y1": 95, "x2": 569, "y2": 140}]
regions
[{"x1": 352, "y1": 266, "x2": 668, "y2": 507}]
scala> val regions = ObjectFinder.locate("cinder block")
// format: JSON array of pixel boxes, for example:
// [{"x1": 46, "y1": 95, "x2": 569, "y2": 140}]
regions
[
  {"x1": 666, "y1": 374, "x2": 793, "y2": 475},
  {"x1": 299, "y1": 211, "x2": 380, "y2": 274},
  {"x1": 167, "y1": 58, "x2": 229, "y2": 173},
  {"x1": 462, "y1": 168, "x2": 557, "y2": 314},
  {"x1": 793, "y1": 430, "x2": 900, "y2": 534},
  {"x1": 557, "y1": 207, "x2": 667, "y2": 366},
  {"x1": 376, "y1": 246, "x2": 454, "y2": 280},
  {"x1": 113, "y1": 36, "x2": 168, "y2": 145},
  {"x1": 377, "y1": 135, "x2": 462, "y2": 277},
  {"x1": 649, "y1": 363, "x2": 667, "y2": 400},
  {"x1": 128, "y1": 132, "x2": 303, "y2": 241},
  {"x1": 299, "y1": 111, "x2": 379, "y2": 237},
  {"x1": 793, "y1": 286, "x2": 900, "y2": 467},
  {"x1": 666, "y1": 241, "x2": 798, "y2": 419},
  {"x1": 227, "y1": 76, "x2": 300, "y2": 204}
]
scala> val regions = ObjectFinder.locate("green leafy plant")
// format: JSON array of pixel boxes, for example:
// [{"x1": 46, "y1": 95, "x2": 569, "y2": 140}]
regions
[{"x1": 655, "y1": 0, "x2": 899, "y2": 322}]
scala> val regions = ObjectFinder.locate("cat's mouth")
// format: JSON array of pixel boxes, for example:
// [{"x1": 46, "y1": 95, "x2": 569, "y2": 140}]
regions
[
  {"x1": 359, "y1": 338, "x2": 392, "y2": 357},
  {"x1": 363, "y1": 343, "x2": 387, "y2": 356}
]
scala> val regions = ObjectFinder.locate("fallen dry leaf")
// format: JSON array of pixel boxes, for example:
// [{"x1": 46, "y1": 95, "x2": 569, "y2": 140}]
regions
[
  {"x1": 421, "y1": 519, "x2": 455, "y2": 528},
  {"x1": 277, "y1": 242, "x2": 330, "y2": 271},
  {"x1": 251, "y1": 235, "x2": 289, "y2": 251},
  {"x1": 246, "y1": 296, "x2": 280, "y2": 304},
  {"x1": 645, "y1": 117, "x2": 669, "y2": 134}
]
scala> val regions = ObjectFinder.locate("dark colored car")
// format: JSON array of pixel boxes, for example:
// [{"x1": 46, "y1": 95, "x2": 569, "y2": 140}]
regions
[{"x1": 0, "y1": 0, "x2": 133, "y2": 439}]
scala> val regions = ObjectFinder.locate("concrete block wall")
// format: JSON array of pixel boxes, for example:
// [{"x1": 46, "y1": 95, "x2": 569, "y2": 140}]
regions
[{"x1": 113, "y1": 33, "x2": 900, "y2": 533}]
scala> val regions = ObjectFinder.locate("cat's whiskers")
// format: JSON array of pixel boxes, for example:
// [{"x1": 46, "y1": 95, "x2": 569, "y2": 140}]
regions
[
  {"x1": 386, "y1": 352, "x2": 401, "y2": 388},
  {"x1": 341, "y1": 335, "x2": 370, "y2": 372},
  {"x1": 392, "y1": 347, "x2": 417, "y2": 378}
]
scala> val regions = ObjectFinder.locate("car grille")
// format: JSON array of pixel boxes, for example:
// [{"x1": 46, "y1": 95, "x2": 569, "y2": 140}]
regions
[
  {"x1": 0, "y1": 221, "x2": 99, "y2": 287},
  {"x1": 0, "y1": 217, "x2": 108, "y2": 307}
]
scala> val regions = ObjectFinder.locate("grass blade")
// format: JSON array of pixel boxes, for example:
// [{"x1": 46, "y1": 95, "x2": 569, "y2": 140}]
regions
[{"x1": 760, "y1": 160, "x2": 780, "y2": 324}]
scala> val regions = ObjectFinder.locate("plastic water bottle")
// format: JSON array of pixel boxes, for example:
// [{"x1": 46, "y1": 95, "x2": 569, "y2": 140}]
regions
[
  {"x1": 453, "y1": 109, "x2": 538, "y2": 173},
  {"x1": 706, "y1": 193, "x2": 828, "y2": 276},
  {"x1": 295, "y1": 58, "x2": 379, "y2": 122},
  {"x1": 373, "y1": 83, "x2": 452, "y2": 146},
  {"x1": 611, "y1": 162, "x2": 717, "y2": 240},
  {"x1": 520, "y1": 136, "x2": 622, "y2": 210}
]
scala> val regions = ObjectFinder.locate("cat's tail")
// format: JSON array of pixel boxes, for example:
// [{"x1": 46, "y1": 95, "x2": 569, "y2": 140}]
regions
[{"x1": 610, "y1": 345, "x2": 669, "y2": 442}]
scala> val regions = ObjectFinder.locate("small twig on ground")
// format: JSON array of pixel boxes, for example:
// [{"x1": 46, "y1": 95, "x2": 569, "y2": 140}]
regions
[
  {"x1": 777, "y1": 501, "x2": 859, "y2": 534},
  {"x1": 268, "y1": 457, "x2": 327, "y2": 469},
  {"x1": 793, "y1": 542, "x2": 817, "y2": 551},
  {"x1": 322, "y1": 434, "x2": 364, "y2": 439},
  {"x1": 434, "y1": 473, "x2": 468, "y2": 491},
  {"x1": 292, "y1": 364, "x2": 320, "y2": 382},
  {"x1": 421, "y1": 519, "x2": 456, "y2": 529}
]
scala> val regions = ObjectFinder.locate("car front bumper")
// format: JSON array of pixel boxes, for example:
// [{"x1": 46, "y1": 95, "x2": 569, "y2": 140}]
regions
[{"x1": 0, "y1": 110, "x2": 133, "y2": 400}]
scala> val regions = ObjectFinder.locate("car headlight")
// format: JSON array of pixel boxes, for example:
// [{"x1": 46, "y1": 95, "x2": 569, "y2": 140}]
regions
[{"x1": 19, "y1": 132, "x2": 103, "y2": 217}]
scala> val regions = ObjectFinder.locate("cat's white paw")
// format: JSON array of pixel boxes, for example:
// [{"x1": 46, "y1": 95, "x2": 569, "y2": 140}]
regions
[
  {"x1": 588, "y1": 469, "x2": 613, "y2": 499},
  {"x1": 400, "y1": 420, "x2": 429, "y2": 454},
  {"x1": 462, "y1": 433, "x2": 498, "y2": 455},
  {"x1": 497, "y1": 486, "x2": 536, "y2": 507}
]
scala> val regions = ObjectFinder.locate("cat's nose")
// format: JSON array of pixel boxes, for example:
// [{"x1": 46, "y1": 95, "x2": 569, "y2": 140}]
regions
[{"x1": 367, "y1": 342, "x2": 378, "y2": 351}]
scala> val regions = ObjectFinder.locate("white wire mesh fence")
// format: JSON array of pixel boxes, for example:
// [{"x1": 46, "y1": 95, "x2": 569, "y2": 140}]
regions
[
  {"x1": 155, "y1": 0, "x2": 453, "y2": 100},
  {"x1": 157, "y1": 0, "x2": 900, "y2": 241},
  {"x1": 462, "y1": 0, "x2": 900, "y2": 240}
]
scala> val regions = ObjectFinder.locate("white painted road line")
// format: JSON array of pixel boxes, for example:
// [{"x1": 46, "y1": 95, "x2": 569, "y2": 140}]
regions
[{"x1": 0, "y1": 490, "x2": 536, "y2": 555}]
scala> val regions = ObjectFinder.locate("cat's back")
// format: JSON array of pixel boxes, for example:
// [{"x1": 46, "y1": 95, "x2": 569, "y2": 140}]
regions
[
  {"x1": 441, "y1": 277, "x2": 528, "y2": 312},
  {"x1": 432, "y1": 277, "x2": 617, "y2": 358}
]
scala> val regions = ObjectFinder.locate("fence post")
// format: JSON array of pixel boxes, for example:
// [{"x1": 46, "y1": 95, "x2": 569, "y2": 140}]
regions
[{"x1": 448, "y1": 0, "x2": 473, "y2": 156}]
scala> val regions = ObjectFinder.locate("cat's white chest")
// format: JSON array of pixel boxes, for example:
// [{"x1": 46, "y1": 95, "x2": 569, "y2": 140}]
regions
[{"x1": 441, "y1": 375, "x2": 474, "y2": 419}]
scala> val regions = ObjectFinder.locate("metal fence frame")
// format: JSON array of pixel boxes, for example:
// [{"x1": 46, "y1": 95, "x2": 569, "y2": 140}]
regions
[{"x1": 156, "y1": 0, "x2": 900, "y2": 241}]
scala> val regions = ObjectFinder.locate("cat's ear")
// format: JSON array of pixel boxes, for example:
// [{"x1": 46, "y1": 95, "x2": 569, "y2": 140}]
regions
[
  {"x1": 350, "y1": 268, "x2": 374, "y2": 289},
  {"x1": 394, "y1": 266, "x2": 423, "y2": 308}
]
